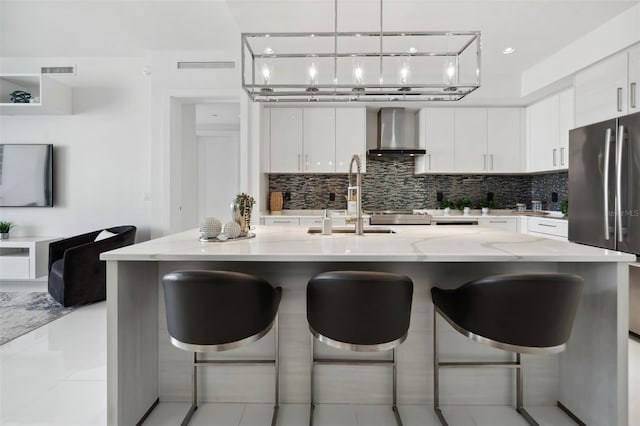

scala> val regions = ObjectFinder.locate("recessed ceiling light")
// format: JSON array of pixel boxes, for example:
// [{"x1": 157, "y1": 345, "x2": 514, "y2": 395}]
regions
[
  {"x1": 211, "y1": 114, "x2": 218, "y2": 118},
  {"x1": 503, "y1": 47, "x2": 515, "y2": 55},
  {"x1": 408, "y1": 47, "x2": 417, "y2": 54},
  {"x1": 264, "y1": 47, "x2": 274, "y2": 54}
]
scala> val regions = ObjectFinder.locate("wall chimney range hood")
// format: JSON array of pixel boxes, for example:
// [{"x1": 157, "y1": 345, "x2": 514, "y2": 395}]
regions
[{"x1": 368, "y1": 108, "x2": 426, "y2": 156}]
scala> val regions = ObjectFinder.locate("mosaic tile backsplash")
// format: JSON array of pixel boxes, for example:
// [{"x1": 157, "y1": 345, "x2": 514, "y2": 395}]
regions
[{"x1": 268, "y1": 157, "x2": 568, "y2": 211}]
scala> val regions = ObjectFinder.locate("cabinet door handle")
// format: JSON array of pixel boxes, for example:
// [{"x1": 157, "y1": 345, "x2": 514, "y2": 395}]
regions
[
  {"x1": 617, "y1": 87, "x2": 623, "y2": 112},
  {"x1": 428, "y1": 154, "x2": 432, "y2": 170},
  {"x1": 552, "y1": 149, "x2": 557, "y2": 167},
  {"x1": 305, "y1": 154, "x2": 309, "y2": 171},
  {"x1": 631, "y1": 82, "x2": 637, "y2": 109},
  {"x1": 273, "y1": 220, "x2": 294, "y2": 224},
  {"x1": 483, "y1": 154, "x2": 487, "y2": 170},
  {"x1": 560, "y1": 147, "x2": 565, "y2": 166},
  {"x1": 539, "y1": 223, "x2": 557, "y2": 228},
  {"x1": 490, "y1": 154, "x2": 494, "y2": 170},
  {"x1": 489, "y1": 220, "x2": 507, "y2": 224}
]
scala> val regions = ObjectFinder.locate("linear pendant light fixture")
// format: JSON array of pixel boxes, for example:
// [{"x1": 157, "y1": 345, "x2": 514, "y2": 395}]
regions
[{"x1": 241, "y1": 0, "x2": 481, "y2": 102}]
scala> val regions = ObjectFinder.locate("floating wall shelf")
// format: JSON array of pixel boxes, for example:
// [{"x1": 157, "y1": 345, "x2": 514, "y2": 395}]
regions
[{"x1": 0, "y1": 74, "x2": 72, "y2": 115}]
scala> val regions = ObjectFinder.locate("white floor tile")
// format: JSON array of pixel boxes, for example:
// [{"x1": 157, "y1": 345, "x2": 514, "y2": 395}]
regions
[
  {"x1": 143, "y1": 402, "x2": 245, "y2": 426},
  {"x1": 2, "y1": 380, "x2": 106, "y2": 426}
]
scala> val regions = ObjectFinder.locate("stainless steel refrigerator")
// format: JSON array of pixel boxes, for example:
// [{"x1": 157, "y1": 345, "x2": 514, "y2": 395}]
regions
[{"x1": 569, "y1": 111, "x2": 640, "y2": 334}]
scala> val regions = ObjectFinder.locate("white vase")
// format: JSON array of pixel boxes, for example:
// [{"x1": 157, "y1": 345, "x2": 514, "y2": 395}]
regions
[
  {"x1": 463, "y1": 207, "x2": 471, "y2": 216},
  {"x1": 481, "y1": 207, "x2": 489, "y2": 216},
  {"x1": 0, "y1": 232, "x2": 8, "y2": 240},
  {"x1": 443, "y1": 207, "x2": 450, "y2": 216}
]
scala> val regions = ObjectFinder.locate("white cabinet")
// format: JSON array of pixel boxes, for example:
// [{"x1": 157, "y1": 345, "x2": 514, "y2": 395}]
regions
[
  {"x1": 0, "y1": 74, "x2": 72, "y2": 115},
  {"x1": 478, "y1": 217, "x2": 518, "y2": 232},
  {"x1": 415, "y1": 107, "x2": 522, "y2": 174},
  {"x1": 303, "y1": 109, "x2": 336, "y2": 172},
  {"x1": 487, "y1": 108, "x2": 521, "y2": 173},
  {"x1": 527, "y1": 88, "x2": 573, "y2": 172},
  {"x1": 629, "y1": 43, "x2": 640, "y2": 114},
  {"x1": 264, "y1": 217, "x2": 300, "y2": 226},
  {"x1": 270, "y1": 108, "x2": 303, "y2": 172},
  {"x1": 574, "y1": 43, "x2": 640, "y2": 126},
  {"x1": 0, "y1": 237, "x2": 60, "y2": 280},
  {"x1": 526, "y1": 217, "x2": 568, "y2": 240},
  {"x1": 415, "y1": 108, "x2": 455, "y2": 173},
  {"x1": 335, "y1": 108, "x2": 367, "y2": 173},
  {"x1": 268, "y1": 107, "x2": 366, "y2": 174},
  {"x1": 454, "y1": 108, "x2": 488, "y2": 172}
]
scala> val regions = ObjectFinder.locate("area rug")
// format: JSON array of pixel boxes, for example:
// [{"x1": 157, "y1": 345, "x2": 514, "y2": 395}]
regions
[{"x1": 0, "y1": 292, "x2": 75, "y2": 345}]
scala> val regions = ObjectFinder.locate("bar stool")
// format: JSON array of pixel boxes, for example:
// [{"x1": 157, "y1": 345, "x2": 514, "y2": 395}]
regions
[
  {"x1": 162, "y1": 270, "x2": 282, "y2": 426},
  {"x1": 431, "y1": 273, "x2": 584, "y2": 426},
  {"x1": 307, "y1": 271, "x2": 414, "y2": 426}
]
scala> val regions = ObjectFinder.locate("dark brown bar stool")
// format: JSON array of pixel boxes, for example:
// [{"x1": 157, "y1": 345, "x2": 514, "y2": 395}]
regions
[
  {"x1": 162, "y1": 270, "x2": 282, "y2": 426},
  {"x1": 431, "y1": 273, "x2": 584, "y2": 426},
  {"x1": 307, "y1": 271, "x2": 414, "y2": 426}
]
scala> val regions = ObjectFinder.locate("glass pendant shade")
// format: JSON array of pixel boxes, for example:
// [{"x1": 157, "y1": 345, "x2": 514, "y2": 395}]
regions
[{"x1": 443, "y1": 58, "x2": 457, "y2": 86}]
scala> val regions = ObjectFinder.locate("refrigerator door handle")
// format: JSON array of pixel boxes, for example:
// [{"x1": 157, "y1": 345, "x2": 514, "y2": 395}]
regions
[
  {"x1": 604, "y1": 128, "x2": 612, "y2": 240},
  {"x1": 616, "y1": 125, "x2": 625, "y2": 243}
]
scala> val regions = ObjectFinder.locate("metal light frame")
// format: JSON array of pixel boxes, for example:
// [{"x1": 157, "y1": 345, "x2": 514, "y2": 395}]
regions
[{"x1": 241, "y1": 0, "x2": 481, "y2": 102}]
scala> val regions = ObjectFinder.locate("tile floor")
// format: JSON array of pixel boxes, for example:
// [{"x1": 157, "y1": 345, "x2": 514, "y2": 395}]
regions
[{"x1": 1, "y1": 296, "x2": 638, "y2": 426}]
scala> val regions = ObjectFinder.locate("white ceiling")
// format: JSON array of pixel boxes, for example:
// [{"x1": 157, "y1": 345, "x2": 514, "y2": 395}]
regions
[{"x1": 1, "y1": 0, "x2": 639, "y2": 104}]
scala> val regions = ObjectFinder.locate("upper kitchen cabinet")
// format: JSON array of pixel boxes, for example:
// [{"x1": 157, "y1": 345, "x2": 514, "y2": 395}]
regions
[
  {"x1": 415, "y1": 108, "x2": 455, "y2": 173},
  {"x1": 415, "y1": 107, "x2": 522, "y2": 174},
  {"x1": 303, "y1": 108, "x2": 335, "y2": 172},
  {"x1": 0, "y1": 74, "x2": 72, "y2": 115},
  {"x1": 487, "y1": 108, "x2": 522, "y2": 173},
  {"x1": 267, "y1": 107, "x2": 365, "y2": 173},
  {"x1": 527, "y1": 88, "x2": 573, "y2": 172},
  {"x1": 335, "y1": 108, "x2": 366, "y2": 173},
  {"x1": 575, "y1": 43, "x2": 640, "y2": 127},
  {"x1": 455, "y1": 108, "x2": 488, "y2": 173},
  {"x1": 629, "y1": 43, "x2": 640, "y2": 114},
  {"x1": 270, "y1": 108, "x2": 303, "y2": 172}
]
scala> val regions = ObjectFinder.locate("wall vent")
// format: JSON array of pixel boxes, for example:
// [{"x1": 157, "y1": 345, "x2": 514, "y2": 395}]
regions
[
  {"x1": 177, "y1": 61, "x2": 236, "y2": 70},
  {"x1": 41, "y1": 66, "x2": 76, "y2": 75}
]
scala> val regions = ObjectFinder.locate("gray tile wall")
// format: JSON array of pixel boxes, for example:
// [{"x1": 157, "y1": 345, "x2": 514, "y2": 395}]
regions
[{"x1": 268, "y1": 157, "x2": 568, "y2": 211}]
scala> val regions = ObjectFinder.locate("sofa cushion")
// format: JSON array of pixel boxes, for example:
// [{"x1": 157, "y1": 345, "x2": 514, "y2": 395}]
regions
[{"x1": 94, "y1": 230, "x2": 117, "y2": 242}]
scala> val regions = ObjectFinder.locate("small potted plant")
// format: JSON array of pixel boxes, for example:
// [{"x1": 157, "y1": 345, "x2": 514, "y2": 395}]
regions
[
  {"x1": 479, "y1": 200, "x2": 495, "y2": 216},
  {"x1": 440, "y1": 197, "x2": 455, "y2": 215},
  {"x1": 457, "y1": 198, "x2": 473, "y2": 216},
  {"x1": 234, "y1": 193, "x2": 256, "y2": 233},
  {"x1": 0, "y1": 221, "x2": 14, "y2": 239},
  {"x1": 561, "y1": 199, "x2": 569, "y2": 217}
]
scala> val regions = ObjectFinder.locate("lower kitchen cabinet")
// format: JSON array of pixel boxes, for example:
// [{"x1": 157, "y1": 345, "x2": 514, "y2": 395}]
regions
[
  {"x1": 478, "y1": 217, "x2": 519, "y2": 232},
  {"x1": 263, "y1": 217, "x2": 300, "y2": 226},
  {"x1": 526, "y1": 217, "x2": 568, "y2": 240}
]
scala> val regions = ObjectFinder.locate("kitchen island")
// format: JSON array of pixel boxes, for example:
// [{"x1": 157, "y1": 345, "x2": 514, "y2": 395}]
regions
[{"x1": 102, "y1": 225, "x2": 635, "y2": 426}]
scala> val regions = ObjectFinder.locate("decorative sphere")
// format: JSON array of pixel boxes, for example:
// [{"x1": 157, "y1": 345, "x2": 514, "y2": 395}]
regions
[
  {"x1": 224, "y1": 221, "x2": 242, "y2": 239},
  {"x1": 200, "y1": 217, "x2": 222, "y2": 239}
]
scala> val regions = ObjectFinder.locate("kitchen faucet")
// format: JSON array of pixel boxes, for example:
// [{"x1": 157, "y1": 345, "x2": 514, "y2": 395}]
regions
[{"x1": 348, "y1": 154, "x2": 364, "y2": 235}]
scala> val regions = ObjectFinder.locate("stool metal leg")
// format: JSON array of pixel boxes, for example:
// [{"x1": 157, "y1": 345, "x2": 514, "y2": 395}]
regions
[
  {"x1": 309, "y1": 333, "x2": 315, "y2": 426},
  {"x1": 433, "y1": 309, "x2": 448, "y2": 426},
  {"x1": 515, "y1": 353, "x2": 538, "y2": 426},
  {"x1": 181, "y1": 352, "x2": 198, "y2": 425},
  {"x1": 391, "y1": 347, "x2": 404, "y2": 426},
  {"x1": 271, "y1": 314, "x2": 280, "y2": 426}
]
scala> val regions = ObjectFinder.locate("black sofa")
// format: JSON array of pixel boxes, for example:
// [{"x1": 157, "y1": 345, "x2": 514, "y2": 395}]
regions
[{"x1": 48, "y1": 225, "x2": 137, "y2": 307}]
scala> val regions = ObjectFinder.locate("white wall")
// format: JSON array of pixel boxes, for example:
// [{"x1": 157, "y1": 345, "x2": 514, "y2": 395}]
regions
[{"x1": 0, "y1": 57, "x2": 151, "y2": 240}]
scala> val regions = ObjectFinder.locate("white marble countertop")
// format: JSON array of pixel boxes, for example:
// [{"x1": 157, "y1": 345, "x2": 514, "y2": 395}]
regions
[{"x1": 101, "y1": 225, "x2": 634, "y2": 263}]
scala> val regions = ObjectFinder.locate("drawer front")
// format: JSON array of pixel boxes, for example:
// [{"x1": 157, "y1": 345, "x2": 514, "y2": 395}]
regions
[
  {"x1": 0, "y1": 256, "x2": 31, "y2": 279},
  {"x1": 299, "y1": 217, "x2": 324, "y2": 226},
  {"x1": 527, "y1": 218, "x2": 568, "y2": 237},
  {"x1": 264, "y1": 217, "x2": 300, "y2": 226},
  {"x1": 478, "y1": 218, "x2": 518, "y2": 232}
]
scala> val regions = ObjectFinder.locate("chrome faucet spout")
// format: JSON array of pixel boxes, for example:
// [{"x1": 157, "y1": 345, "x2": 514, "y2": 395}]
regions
[{"x1": 348, "y1": 154, "x2": 364, "y2": 235}]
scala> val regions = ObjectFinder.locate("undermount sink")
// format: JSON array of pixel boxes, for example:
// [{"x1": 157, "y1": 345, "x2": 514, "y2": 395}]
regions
[{"x1": 307, "y1": 226, "x2": 396, "y2": 234}]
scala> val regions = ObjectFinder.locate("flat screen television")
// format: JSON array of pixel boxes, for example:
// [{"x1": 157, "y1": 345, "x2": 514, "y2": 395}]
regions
[{"x1": 0, "y1": 144, "x2": 53, "y2": 207}]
